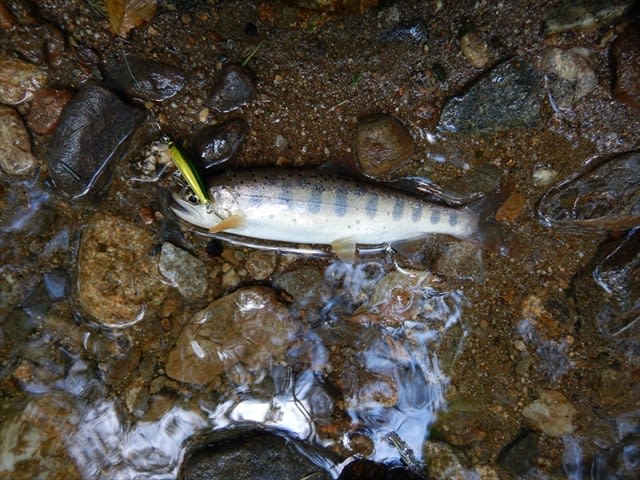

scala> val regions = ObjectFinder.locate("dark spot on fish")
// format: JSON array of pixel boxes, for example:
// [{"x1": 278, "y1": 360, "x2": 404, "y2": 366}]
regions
[
  {"x1": 308, "y1": 189, "x2": 322, "y2": 214},
  {"x1": 431, "y1": 210, "x2": 441, "y2": 224},
  {"x1": 393, "y1": 199, "x2": 405, "y2": 220},
  {"x1": 365, "y1": 194, "x2": 378, "y2": 219},
  {"x1": 412, "y1": 204, "x2": 423, "y2": 222},
  {"x1": 335, "y1": 187, "x2": 348, "y2": 217},
  {"x1": 449, "y1": 213, "x2": 458, "y2": 227}
]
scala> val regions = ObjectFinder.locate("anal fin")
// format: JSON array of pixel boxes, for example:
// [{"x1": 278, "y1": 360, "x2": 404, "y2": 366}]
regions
[
  {"x1": 331, "y1": 237, "x2": 357, "y2": 263},
  {"x1": 209, "y1": 214, "x2": 245, "y2": 233}
]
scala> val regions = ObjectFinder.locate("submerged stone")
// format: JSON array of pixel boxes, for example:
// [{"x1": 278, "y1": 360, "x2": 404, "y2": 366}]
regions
[
  {"x1": 0, "y1": 105, "x2": 37, "y2": 176},
  {"x1": 180, "y1": 429, "x2": 331, "y2": 480},
  {"x1": 544, "y1": 0, "x2": 635, "y2": 34},
  {"x1": 158, "y1": 242, "x2": 208, "y2": 301},
  {"x1": 103, "y1": 56, "x2": 186, "y2": 102},
  {"x1": 208, "y1": 64, "x2": 255, "y2": 113},
  {"x1": 522, "y1": 390, "x2": 576, "y2": 437},
  {"x1": 438, "y1": 58, "x2": 541, "y2": 134},
  {"x1": 0, "y1": 55, "x2": 47, "y2": 105},
  {"x1": 538, "y1": 150, "x2": 640, "y2": 231},
  {"x1": 541, "y1": 47, "x2": 597, "y2": 110},
  {"x1": 47, "y1": 83, "x2": 145, "y2": 199},
  {"x1": 77, "y1": 214, "x2": 168, "y2": 326},
  {"x1": 165, "y1": 287, "x2": 300, "y2": 385}
]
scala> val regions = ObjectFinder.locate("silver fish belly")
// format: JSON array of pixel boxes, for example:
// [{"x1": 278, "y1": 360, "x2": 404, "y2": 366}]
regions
[{"x1": 171, "y1": 169, "x2": 478, "y2": 256}]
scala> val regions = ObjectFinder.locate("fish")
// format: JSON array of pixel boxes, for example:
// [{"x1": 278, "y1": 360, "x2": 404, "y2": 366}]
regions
[{"x1": 171, "y1": 169, "x2": 479, "y2": 262}]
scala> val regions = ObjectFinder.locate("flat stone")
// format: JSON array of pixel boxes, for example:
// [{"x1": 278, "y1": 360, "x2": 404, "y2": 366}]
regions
[
  {"x1": 166, "y1": 287, "x2": 300, "y2": 385},
  {"x1": 438, "y1": 58, "x2": 541, "y2": 134},
  {"x1": 542, "y1": 47, "x2": 597, "y2": 110},
  {"x1": 191, "y1": 118, "x2": 248, "y2": 171},
  {"x1": 47, "y1": 83, "x2": 145, "y2": 199},
  {"x1": 77, "y1": 214, "x2": 168, "y2": 326},
  {"x1": 522, "y1": 390, "x2": 576, "y2": 437},
  {"x1": 208, "y1": 64, "x2": 256, "y2": 113},
  {"x1": 0, "y1": 55, "x2": 47, "y2": 105},
  {"x1": 158, "y1": 242, "x2": 208, "y2": 301},
  {"x1": 0, "y1": 106, "x2": 37, "y2": 176}
]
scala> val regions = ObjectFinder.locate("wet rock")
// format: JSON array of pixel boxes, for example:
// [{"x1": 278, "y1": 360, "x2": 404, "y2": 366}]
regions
[
  {"x1": 544, "y1": 0, "x2": 635, "y2": 34},
  {"x1": 338, "y1": 459, "x2": 426, "y2": 479},
  {"x1": 541, "y1": 47, "x2": 597, "y2": 110},
  {"x1": 497, "y1": 431, "x2": 539, "y2": 477},
  {"x1": 438, "y1": 58, "x2": 541, "y2": 134},
  {"x1": 26, "y1": 87, "x2": 72, "y2": 135},
  {"x1": 180, "y1": 429, "x2": 331, "y2": 479},
  {"x1": 354, "y1": 114, "x2": 414, "y2": 177},
  {"x1": 611, "y1": 22, "x2": 640, "y2": 111},
  {"x1": 0, "y1": 105, "x2": 37, "y2": 176},
  {"x1": 208, "y1": 64, "x2": 256, "y2": 113},
  {"x1": 423, "y1": 441, "x2": 498, "y2": 479},
  {"x1": 0, "y1": 393, "x2": 82, "y2": 480},
  {"x1": 496, "y1": 192, "x2": 526, "y2": 223},
  {"x1": 258, "y1": 0, "x2": 378, "y2": 29},
  {"x1": 166, "y1": 287, "x2": 300, "y2": 385},
  {"x1": 14, "y1": 23, "x2": 66, "y2": 67},
  {"x1": 103, "y1": 56, "x2": 186, "y2": 102},
  {"x1": 273, "y1": 264, "x2": 325, "y2": 308},
  {"x1": 158, "y1": 242, "x2": 208, "y2": 301},
  {"x1": 522, "y1": 390, "x2": 576, "y2": 437},
  {"x1": 245, "y1": 250, "x2": 276, "y2": 280},
  {"x1": 571, "y1": 228, "x2": 640, "y2": 363},
  {"x1": 460, "y1": 32, "x2": 490, "y2": 69},
  {"x1": 191, "y1": 118, "x2": 248, "y2": 171},
  {"x1": 538, "y1": 150, "x2": 640, "y2": 231},
  {"x1": 0, "y1": 55, "x2": 47, "y2": 105},
  {"x1": 77, "y1": 214, "x2": 168, "y2": 326},
  {"x1": 431, "y1": 399, "x2": 487, "y2": 447},
  {"x1": 47, "y1": 83, "x2": 145, "y2": 199}
]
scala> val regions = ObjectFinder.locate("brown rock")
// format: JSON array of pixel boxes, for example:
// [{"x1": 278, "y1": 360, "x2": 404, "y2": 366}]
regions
[
  {"x1": 26, "y1": 87, "x2": 72, "y2": 135},
  {"x1": 612, "y1": 23, "x2": 640, "y2": 111},
  {"x1": 354, "y1": 114, "x2": 414, "y2": 177},
  {"x1": 77, "y1": 214, "x2": 168, "y2": 326},
  {"x1": 0, "y1": 55, "x2": 47, "y2": 105},
  {"x1": 0, "y1": 105, "x2": 37, "y2": 176},
  {"x1": 166, "y1": 287, "x2": 300, "y2": 385},
  {"x1": 496, "y1": 192, "x2": 526, "y2": 223}
]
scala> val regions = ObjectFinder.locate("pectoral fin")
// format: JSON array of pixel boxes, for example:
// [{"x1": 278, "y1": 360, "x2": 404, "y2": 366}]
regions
[
  {"x1": 209, "y1": 214, "x2": 245, "y2": 233},
  {"x1": 331, "y1": 237, "x2": 357, "y2": 264}
]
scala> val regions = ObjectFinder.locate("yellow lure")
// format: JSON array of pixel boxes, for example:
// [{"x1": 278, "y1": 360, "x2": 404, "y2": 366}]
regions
[{"x1": 166, "y1": 139, "x2": 210, "y2": 204}]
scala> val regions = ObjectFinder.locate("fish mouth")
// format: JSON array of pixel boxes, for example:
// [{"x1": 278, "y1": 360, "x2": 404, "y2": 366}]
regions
[{"x1": 170, "y1": 193, "x2": 216, "y2": 229}]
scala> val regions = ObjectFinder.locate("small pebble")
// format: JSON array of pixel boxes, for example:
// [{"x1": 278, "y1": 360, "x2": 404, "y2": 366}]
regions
[
  {"x1": 26, "y1": 87, "x2": 72, "y2": 135},
  {"x1": 460, "y1": 32, "x2": 490, "y2": 69},
  {"x1": 209, "y1": 64, "x2": 256, "y2": 113},
  {"x1": 532, "y1": 166, "x2": 558, "y2": 186},
  {"x1": 0, "y1": 105, "x2": 38, "y2": 176}
]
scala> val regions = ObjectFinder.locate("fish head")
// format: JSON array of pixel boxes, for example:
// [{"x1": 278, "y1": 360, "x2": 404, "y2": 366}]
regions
[{"x1": 171, "y1": 190, "x2": 221, "y2": 229}]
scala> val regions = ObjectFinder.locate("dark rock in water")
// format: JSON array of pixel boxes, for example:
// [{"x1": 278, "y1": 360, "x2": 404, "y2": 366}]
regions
[
  {"x1": 47, "y1": 83, "x2": 145, "y2": 199},
  {"x1": 544, "y1": 0, "x2": 635, "y2": 34},
  {"x1": 180, "y1": 429, "x2": 331, "y2": 480},
  {"x1": 191, "y1": 118, "x2": 248, "y2": 171},
  {"x1": 571, "y1": 228, "x2": 640, "y2": 363},
  {"x1": 354, "y1": 114, "x2": 414, "y2": 177},
  {"x1": 497, "y1": 430, "x2": 539, "y2": 477},
  {"x1": 103, "y1": 56, "x2": 186, "y2": 102},
  {"x1": 538, "y1": 150, "x2": 640, "y2": 231},
  {"x1": 611, "y1": 22, "x2": 640, "y2": 111},
  {"x1": 337, "y1": 458, "x2": 426, "y2": 479},
  {"x1": 208, "y1": 64, "x2": 256, "y2": 113},
  {"x1": 438, "y1": 58, "x2": 541, "y2": 134}
]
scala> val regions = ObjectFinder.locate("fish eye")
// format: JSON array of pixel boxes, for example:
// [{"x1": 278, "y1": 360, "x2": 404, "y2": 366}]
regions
[{"x1": 185, "y1": 191, "x2": 199, "y2": 205}]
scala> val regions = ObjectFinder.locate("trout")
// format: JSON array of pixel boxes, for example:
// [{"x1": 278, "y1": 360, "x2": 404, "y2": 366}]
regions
[{"x1": 171, "y1": 169, "x2": 478, "y2": 262}]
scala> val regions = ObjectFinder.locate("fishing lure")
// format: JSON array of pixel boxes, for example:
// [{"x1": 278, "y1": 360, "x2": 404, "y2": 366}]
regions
[{"x1": 163, "y1": 135, "x2": 209, "y2": 204}]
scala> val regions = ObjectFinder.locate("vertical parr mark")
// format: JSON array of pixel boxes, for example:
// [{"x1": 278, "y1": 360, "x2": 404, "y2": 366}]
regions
[
  {"x1": 430, "y1": 209, "x2": 441, "y2": 224},
  {"x1": 412, "y1": 204, "x2": 423, "y2": 222},
  {"x1": 365, "y1": 193, "x2": 378, "y2": 219},
  {"x1": 278, "y1": 185, "x2": 293, "y2": 206},
  {"x1": 449, "y1": 212, "x2": 458, "y2": 227},
  {"x1": 335, "y1": 187, "x2": 348, "y2": 217},
  {"x1": 308, "y1": 189, "x2": 322, "y2": 214},
  {"x1": 392, "y1": 199, "x2": 405, "y2": 220}
]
